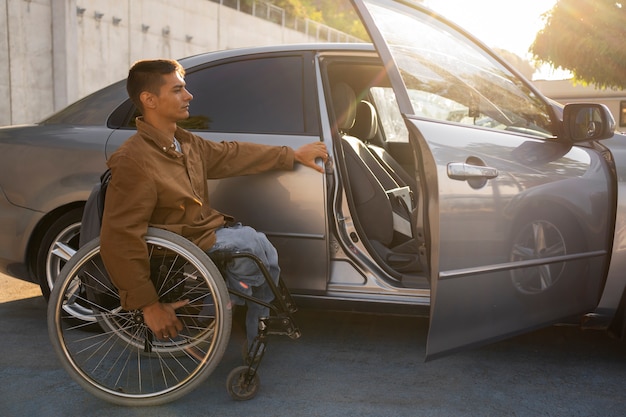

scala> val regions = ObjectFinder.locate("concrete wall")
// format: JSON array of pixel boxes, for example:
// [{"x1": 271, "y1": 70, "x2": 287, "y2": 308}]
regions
[
  {"x1": 2, "y1": 0, "x2": 56, "y2": 126},
  {"x1": 0, "y1": 0, "x2": 335, "y2": 127}
]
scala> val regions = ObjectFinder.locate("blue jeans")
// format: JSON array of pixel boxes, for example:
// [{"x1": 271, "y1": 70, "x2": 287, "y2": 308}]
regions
[{"x1": 207, "y1": 224, "x2": 280, "y2": 347}]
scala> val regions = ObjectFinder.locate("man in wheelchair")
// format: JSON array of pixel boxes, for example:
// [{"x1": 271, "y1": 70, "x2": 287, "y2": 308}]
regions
[{"x1": 99, "y1": 59, "x2": 327, "y2": 357}]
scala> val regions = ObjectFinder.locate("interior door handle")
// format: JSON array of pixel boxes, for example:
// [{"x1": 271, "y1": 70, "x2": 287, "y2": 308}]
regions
[{"x1": 447, "y1": 162, "x2": 498, "y2": 181}]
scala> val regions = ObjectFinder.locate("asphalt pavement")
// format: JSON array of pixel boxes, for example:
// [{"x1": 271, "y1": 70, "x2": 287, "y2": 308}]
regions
[{"x1": 1, "y1": 273, "x2": 625, "y2": 417}]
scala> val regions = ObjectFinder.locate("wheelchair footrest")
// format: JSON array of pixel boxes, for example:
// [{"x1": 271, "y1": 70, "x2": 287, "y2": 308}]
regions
[
  {"x1": 277, "y1": 282, "x2": 298, "y2": 314},
  {"x1": 260, "y1": 316, "x2": 301, "y2": 340}
]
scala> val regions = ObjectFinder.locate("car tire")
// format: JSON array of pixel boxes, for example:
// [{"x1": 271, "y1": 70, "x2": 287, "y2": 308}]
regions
[
  {"x1": 509, "y1": 207, "x2": 587, "y2": 297},
  {"x1": 36, "y1": 207, "x2": 83, "y2": 300}
]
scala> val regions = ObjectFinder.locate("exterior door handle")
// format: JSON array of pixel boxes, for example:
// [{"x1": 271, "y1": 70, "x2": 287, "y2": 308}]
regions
[{"x1": 447, "y1": 162, "x2": 498, "y2": 181}]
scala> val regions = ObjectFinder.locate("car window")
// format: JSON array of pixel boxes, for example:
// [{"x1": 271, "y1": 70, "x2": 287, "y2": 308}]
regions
[
  {"x1": 364, "y1": 2, "x2": 555, "y2": 139},
  {"x1": 180, "y1": 55, "x2": 308, "y2": 134},
  {"x1": 43, "y1": 80, "x2": 129, "y2": 126},
  {"x1": 370, "y1": 86, "x2": 408, "y2": 143}
]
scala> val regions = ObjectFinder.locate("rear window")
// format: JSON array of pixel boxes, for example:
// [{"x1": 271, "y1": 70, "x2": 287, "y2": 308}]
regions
[{"x1": 42, "y1": 80, "x2": 128, "y2": 126}]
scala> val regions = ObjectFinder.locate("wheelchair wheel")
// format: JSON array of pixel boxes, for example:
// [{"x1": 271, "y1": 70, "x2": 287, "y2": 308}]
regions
[
  {"x1": 47, "y1": 228, "x2": 232, "y2": 406},
  {"x1": 226, "y1": 365, "x2": 260, "y2": 401}
]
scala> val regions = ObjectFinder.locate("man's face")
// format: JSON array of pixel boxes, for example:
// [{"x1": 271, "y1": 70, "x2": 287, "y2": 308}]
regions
[{"x1": 152, "y1": 71, "x2": 193, "y2": 123}]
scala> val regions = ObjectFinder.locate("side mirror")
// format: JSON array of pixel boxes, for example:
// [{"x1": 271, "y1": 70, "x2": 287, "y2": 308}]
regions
[{"x1": 562, "y1": 103, "x2": 615, "y2": 142}]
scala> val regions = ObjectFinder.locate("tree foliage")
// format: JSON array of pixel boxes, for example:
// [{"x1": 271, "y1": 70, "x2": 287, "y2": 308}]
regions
[
  {"x1": 266, "y1": 0, "x2": 368, "y2": 40},
  {"x1": 531, "y1": 0, "x2": 626, "y2": 89}
]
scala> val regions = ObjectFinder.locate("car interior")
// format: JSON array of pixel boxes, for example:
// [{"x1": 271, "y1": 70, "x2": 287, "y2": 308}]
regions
[{"x1": 322, "y1": 57, "x2": 428, "y2": 287}]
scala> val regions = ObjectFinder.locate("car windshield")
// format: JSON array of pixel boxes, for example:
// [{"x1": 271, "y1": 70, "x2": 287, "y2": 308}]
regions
[{"x1": 361, "y1": 0, "x2": 554, "y2": 139}]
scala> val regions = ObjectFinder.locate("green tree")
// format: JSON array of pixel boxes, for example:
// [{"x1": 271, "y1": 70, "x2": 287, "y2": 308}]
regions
[
  {"x1": 265, "y1": 0, "x2": 368, "y2": 40},
  {"x1": 312, "y1": 0, "x2": 368, "y2": 40},
  {"x1": 269, "y1": 0, "x2": 323, "y2": 21},
  {"x1": 530, "y1": 0, "x2": 626, "y2": 89}
]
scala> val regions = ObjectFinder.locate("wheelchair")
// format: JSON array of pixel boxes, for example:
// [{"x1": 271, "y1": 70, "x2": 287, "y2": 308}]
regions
[{"x1": 47, "y1": 227, "x2": 300, "y2": 406}]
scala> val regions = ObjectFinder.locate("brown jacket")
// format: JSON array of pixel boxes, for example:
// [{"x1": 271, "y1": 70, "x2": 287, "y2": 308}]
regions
[{"x1": 100, "y1": 118, "x2": 295, "y2": 310}]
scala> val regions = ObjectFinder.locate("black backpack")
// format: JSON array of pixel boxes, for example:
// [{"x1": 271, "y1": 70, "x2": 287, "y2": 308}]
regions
[
  {"x1": 79, "y1": 169, "x2": 111, "y2": 247},
  {"x1": 78, "y1": 169, "x2": 118, "y2": 310}
]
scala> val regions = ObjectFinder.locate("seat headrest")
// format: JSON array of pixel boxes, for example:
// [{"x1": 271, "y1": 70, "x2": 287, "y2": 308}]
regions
[
  {"x1": 351, "y1": 100, "x2": 378, "y2": 141},
  {"x1": 331, "y1": 82, "x2": 357, "y2": 132}
]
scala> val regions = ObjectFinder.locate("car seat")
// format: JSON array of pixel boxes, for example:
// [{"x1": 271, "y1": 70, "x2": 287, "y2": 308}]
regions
[
  {"x1": 331, "y1": 82, "x2": 421, "y2": 273},
  {"x1": 350, "y1": 99, "x2": 418, "y2": 194}
]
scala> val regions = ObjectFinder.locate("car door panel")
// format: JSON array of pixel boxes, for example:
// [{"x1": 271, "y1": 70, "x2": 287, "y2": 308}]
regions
[
  {"x1": 352, "y1": 0, "x2": 613, "y2": 358},
  {"x1": 406, "y1": 119, "x2": 611, "y2": 359},
  {"x1": 203, "y1": 132, "x2": 329, "y2": 295}
]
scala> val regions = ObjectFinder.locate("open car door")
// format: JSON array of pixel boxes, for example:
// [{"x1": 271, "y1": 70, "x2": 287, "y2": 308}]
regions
[{"x1": 352, "y1": 0, "x2": 614, "y2": 359}]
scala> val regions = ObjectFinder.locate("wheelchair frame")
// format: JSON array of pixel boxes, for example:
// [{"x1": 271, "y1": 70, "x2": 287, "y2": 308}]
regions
[{"x1": 47, "y1": 227, "x2": 300, "y2": 405}]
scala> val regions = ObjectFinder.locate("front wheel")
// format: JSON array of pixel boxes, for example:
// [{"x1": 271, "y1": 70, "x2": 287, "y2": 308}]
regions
[
  {"x1": 509, "y1": 208, "x2": 586, "y2": 297},
  {"x1": 226, "y1": 366, "x2": 260, "y2": 401}
]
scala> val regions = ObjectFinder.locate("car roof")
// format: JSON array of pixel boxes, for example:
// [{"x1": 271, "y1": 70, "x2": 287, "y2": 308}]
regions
[{"x1": 178, "y1": 43, "x2": 376, "y2": 68}]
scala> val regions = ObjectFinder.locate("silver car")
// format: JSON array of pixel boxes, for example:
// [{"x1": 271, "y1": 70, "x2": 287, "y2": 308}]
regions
[{"x1": 0, "y1": 0, "x2": 624, "y2": 359}]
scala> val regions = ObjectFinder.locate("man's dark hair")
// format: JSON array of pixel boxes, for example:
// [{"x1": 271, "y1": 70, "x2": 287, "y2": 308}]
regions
[{"x1": 126, "y1": 59, "x2": 185, "y2": 114}]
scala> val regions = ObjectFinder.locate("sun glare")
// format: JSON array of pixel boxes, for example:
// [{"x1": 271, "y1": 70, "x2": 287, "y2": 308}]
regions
[
  {"x1": 425, "y1": 0, "x2": 557, "y2": 57},
  {"x1": 424, "y1": 0, "x2": 567, "y2": 79},
  {"x1": 0, "y1": 274, "x2": 41, "y2": 303}
]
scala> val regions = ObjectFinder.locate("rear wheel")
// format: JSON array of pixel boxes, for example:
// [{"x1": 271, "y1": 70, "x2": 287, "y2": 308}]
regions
[
  {"x1": 47, "y1": 228, "x2": 232, "y2": 406},
  {"x1": 36, "y1": 208, "x2": 95, "y2": 322},
  {"x1": 36, "y1": 208, "x2": 82, "y2": 299}
]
